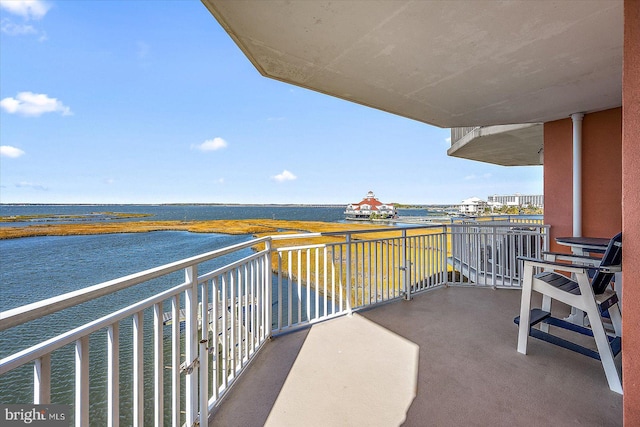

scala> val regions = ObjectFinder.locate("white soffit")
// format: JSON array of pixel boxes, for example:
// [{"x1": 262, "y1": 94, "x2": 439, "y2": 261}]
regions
[
  {"x1": 447, "y1": 124, "x2": 544, "y2": 166},
  {"x1": 202, "y1": 0, "x2": 622, "y2": 128}
]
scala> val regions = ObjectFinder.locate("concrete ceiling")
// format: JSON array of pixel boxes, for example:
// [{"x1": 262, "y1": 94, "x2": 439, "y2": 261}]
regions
[
  {"x1": 447, "y1": 124, "x2": 543, "y2": 166},
  {"x1": 202, "y1": 0, "x2": 622, "y2": 129}
]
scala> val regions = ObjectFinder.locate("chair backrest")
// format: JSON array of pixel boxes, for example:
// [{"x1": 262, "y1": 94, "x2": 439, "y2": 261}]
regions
[{"x1": 592, "y1": 232, "x2": 622, "y2": 294}]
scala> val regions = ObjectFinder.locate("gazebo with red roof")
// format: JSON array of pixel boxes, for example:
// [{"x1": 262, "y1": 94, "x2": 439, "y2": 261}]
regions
[{"x1": 344, "y1": 191, "x2": 397, "y2": 220}]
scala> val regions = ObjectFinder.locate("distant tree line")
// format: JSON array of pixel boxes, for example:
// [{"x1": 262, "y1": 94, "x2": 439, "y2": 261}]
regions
[{"x1": 484, "y1": 205, "x2": 543, "y2": 215}]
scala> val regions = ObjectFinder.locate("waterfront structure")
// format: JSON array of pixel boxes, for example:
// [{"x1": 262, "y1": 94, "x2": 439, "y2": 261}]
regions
[
  {"x1": 458, "y1": 197, "x2": 486, "y2": 215},
  {"x1": 344, "y1": 191, "x2": 397, "y2": 220},
  {"x1": 488, "y1": 194, "x2": 544, "y2": 208}
]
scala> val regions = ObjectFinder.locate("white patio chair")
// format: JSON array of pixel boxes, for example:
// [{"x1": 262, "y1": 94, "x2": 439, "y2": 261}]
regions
[{"x1": 515, "y1": 232, "x2": 623, "y2": 394}]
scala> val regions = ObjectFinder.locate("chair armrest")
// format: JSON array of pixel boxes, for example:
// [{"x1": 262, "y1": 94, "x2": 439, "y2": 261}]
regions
[
  {"x1": 542, "y1": 251, "x2": 602, "y2": 266},
  {"x1": 599, "y1": 265, "x2": 622, "y2": 273},
  {"x1": 518, "y1": 256, "x2": 620, "y2": 274},
  {"x1": 517, "y1": 256, "x2": 592, "y2": 274}
]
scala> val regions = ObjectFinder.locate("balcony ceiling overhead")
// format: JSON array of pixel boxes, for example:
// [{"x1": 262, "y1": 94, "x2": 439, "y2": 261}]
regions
[
  {"x1": 448, "y1": 124, "x2": 544, "y2": 166},
  {"x1": 202, "y1": 0, "x2": 622, "y2": 128}
]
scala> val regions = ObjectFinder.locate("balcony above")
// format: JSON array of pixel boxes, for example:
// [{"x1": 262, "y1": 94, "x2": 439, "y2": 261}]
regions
[
  {"x1": 202, "y1": 1, "x2": 622, "y2": 128},
  {"x1": 210, "y1": 287, "x2": 622, "y2": 426},
  {"x1": 448, "y1": 124, "x2": 543, "y2": 166}
]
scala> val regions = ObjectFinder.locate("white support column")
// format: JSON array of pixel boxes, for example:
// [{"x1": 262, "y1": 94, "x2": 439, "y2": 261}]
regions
[
  {"x1": 570, "y1": 112, "x2": 587, "y2": 325},
  {"x1": 572, "y1": 112, "x2": 584, "y2": 238}
]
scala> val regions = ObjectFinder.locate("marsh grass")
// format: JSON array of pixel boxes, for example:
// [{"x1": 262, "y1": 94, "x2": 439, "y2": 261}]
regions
[
  {"x1": 1, "y1": 219, "x2": 455, "y2": 307},
  {"x1": 0, "y1": 212, "x2": 152, "y2": 222}
]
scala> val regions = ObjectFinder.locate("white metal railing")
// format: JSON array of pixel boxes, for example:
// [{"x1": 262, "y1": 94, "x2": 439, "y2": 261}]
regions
[
  {"x1": 450, "y1": 126, "x2": 479, "y2": 144},
  {"x1": 0, "y1": 237, "x2": 273, "y2": 427},
  {"x1": 449, "y1": 215, "x2": 544, "y2": 225},
  {"x1": 0, "y1": 223, "x2": 543, "y2": 424},
  {"x1": 448, "y1": 223, "x2": 549, "y2": 288},
  {"x1": 271, "y1": 227, "x2": 448, "y2": 333}
]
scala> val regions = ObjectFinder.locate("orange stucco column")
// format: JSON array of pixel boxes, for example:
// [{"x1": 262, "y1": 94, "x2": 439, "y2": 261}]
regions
[
  {"x1": 543, "y1": 109, "x2": 622, "y2": 253},
  {"x1": 623, "y1": 0, "x2": 640, "y2": 423}
]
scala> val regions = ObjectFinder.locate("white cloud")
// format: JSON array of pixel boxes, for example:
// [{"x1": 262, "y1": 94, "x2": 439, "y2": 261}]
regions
[
  {"x1": 192, "y1": 137, "x2": 228, "y2": 152},
  {"x1": 445, "y1": 137, "x2": 451, "y2": 143},
  {"x1": 0, "y1": 92, "x2": 72, "y2": 117},
  {"x1": 0, "y1": 1, "x2": 50, "y2": 39},
  {"x1": 1, "y1": 18, "x2": 46, "y2": 40},
  {"x1": 0, "y1": 0, "x2": 51, "y2": 20},
  {"x1": 0, "y1": 19, "x2": 36, "y2": 35},
  {"x1": 215, "y1": 178, "x2": 224, "y2": 184},
  {"x1": 104, "y1": 178, "x2": 116, "y2": 185},
  {"x1": 0, "y1": 145, "x2": 26, "y2": 158},
  {"x1": 16, "y1": 181, "x2": 48, "y2": 191},
  {"x1": 272, "y1": 170, "x2": 297, "y2": 182}
]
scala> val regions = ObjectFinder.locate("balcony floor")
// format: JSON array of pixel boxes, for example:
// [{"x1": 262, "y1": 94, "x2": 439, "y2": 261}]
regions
[{"x1": 209, "y1": 286, "x2": 622, "y2": 427}]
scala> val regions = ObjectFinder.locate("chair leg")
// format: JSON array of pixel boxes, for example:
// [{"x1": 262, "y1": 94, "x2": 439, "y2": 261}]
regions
[
  {"x1": 540, "y1": 294, "x2": 551, "y2": 333},
  {"x1": 585, "y1": 304, "x2": 623, "y2": 394},
  {"x1": 517, "y1": 264, "x2": 534, "y2": 354},
  {"x1": 608, "y1": 302, "x2": 622, "y2": 338}
]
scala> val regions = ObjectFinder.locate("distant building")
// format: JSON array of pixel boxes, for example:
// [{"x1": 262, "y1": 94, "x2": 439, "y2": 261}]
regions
[
  {"x1": 345, "y1": 191, "x2": 397, "y2": 220},
  {"x1": 487, "y1": 193, "x2": 543, "y2": 208},
  {"x1": 459, "y1": 197, "x2": 487, "y2": 215}
]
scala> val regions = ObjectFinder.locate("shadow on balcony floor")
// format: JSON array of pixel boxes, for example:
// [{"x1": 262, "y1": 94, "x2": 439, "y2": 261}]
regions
[{"x1": 209, "y1": 287, "x2": 622, "y2": 427}]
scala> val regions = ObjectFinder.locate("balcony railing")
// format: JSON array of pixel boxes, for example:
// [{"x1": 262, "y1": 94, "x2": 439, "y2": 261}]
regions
[
  {"x1": 449, "y1": 223, "x2": 549, "y2": 287},
  {"x1": 0, "y1": 222, "x2": 548, "y2": 426},
  {"x1": 450, "y1": 126, "x2": 479, "y2": 145}
]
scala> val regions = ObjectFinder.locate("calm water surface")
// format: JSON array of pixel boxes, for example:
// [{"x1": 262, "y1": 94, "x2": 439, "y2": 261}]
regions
[{"x1": 0, "y1": 205, "x2": 369, "y2": 424}]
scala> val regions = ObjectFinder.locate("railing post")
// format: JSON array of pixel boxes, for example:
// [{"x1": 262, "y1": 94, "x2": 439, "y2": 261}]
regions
[
  {"x1": 107, "y1": 323, "x2": 119, "y2": 427},
  {"x1": 171, "y1": 295, "x2": 180, "y2": 427},
  {"x1": 153, "y1": 303, "x2": 164, "y2": 427},
  {"x1": 199, "y1": 338, "x2": 208, "y2": 427},
  {"x1": 33, "y1": 354, "x2": 50, "y2": 404},
  {"x1": 402, "y1": 229, "x2": 411, "y2": 300},
  {"x1": 132, "y1": 311, "x2": 144, "y2": 427},
  {"x1": 198, "y1": 280, "x2": 209, "y2": 427},
  {"x1": 543, "y1": 225, "x2": 550, "y2": 252},
  {"x1": 75, "y1": 336, "x2": 89, "y2": 427},
  {"x1": 448, "y1": 225, "x2": 456, "y2": 283},
  {"x1": 185, "y1": 265, "x2": 198, "y2": 426},
  {"x1": 491, "y1": 225, "x2": 497, "y2": 288},
  {"x1": 265, "y1": 239, "x2": 273, "y2": 337},
  {"x1": 346, "y1": 233, "x2": 352, "y2": 314},
  {"x1": 442, "y1": 228, "x2": 448, "y2": 285}
]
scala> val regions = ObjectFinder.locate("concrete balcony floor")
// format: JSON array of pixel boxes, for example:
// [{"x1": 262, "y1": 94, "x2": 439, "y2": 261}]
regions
[{"x1": 209, "y1": 286, "x2": 622, "y2": 427}]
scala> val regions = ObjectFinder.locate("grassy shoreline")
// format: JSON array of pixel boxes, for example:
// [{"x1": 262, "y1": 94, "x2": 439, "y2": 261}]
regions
[
  {"x1": 0, "y1": 219, "x2": 385, "y2": 240},
  {"x1": 0, "y1": 219, "x2": 449, "y2": 305},
  {"x1": 0, "y1": 212, "x2": 153, "y2": 223}
]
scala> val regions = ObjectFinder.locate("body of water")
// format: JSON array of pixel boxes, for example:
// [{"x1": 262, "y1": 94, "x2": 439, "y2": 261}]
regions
[
  {"x1": 0, "y1": 204, "x2": 541, "y2": 423},
  {"x1": 1, "y1": 204, "x2": 434, "y2": 420},
  {"x1": 0, "y1": 204, "x2": 347, "y2": 226}
]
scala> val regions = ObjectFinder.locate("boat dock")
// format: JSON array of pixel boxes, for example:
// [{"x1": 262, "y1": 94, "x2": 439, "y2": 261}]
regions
[{"x1": 392, "y1": 216, "x2": 453, "y2": 224}]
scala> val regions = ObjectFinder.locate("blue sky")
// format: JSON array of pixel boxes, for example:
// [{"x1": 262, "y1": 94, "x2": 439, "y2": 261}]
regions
[{"x1": 0, "y1": 0, "x2": 542, "y2": 205}]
